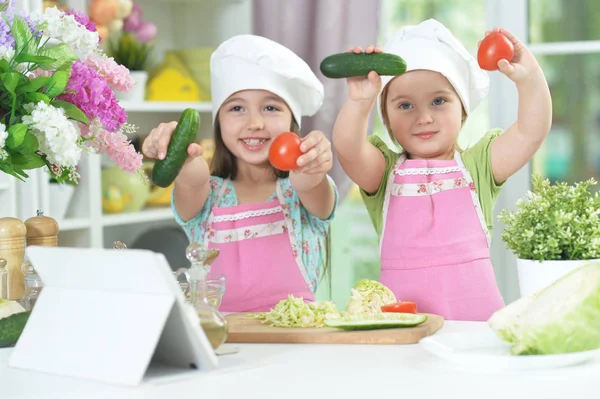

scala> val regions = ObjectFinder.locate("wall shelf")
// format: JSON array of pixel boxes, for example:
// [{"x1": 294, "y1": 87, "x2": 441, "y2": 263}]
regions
[
  {"x1": 101, "y1": 208, "x2": 175, "y2": 227},
  {"x1": 119, "y1": 101, "x2": 213, "y2": 113}
]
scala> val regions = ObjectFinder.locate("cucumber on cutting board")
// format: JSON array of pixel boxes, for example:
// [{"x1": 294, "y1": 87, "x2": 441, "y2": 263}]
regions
[
  {"x1": 0, "y1": 311, "x2": 31, "y2": 347},
  {"x1": 319, "y1": 52, "x2": 407, "y2": 79},
  {"x1": 324, "y1": 312, "x2": 427, "y2": 330},
  {"x1": 151, "y1": 108, "x2": 201, "y2": 188}
]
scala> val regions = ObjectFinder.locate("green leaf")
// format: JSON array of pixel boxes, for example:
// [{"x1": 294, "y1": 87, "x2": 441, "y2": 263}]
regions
[
  {"x1": 14, "y1": 54, "x2": 57, "y2": 66},
  {"x1": 11, "y1": 153, "x2": 47, "y2": 170},
  {"x1": 5, "y1": 124, "x2": 28, "y2": 149},
  {"x1": 11, "y1": 17, "x2": 34, "y2": 57},
  {"x1": 15, "y1": 76, "x2": 51, "y2": 94},
  {"x1": 0, "y1": 59, "x2": 10, "y2": 73},
  {"x1": 2, "y1": 71, "x2": 21, "y2": 94},
  {"x1": 23, "y1": 92, "x2": 50, "y2": 104},
  {"x1": 51, "y1": 100, "x2": 89, "y2": 124},
  {"x1": 45, "y1": 70, "x2": 69, "y2": 98},
  {"x1": 38, "y1": 44, "x2": 78, "y2": 70},
  {"x1": 15, "y1": 133, "x2": 39, "y2": 154}
]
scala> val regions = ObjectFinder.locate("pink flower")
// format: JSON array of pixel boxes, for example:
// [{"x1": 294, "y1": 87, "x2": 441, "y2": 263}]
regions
[
  {"x1": 134, "y1": 21, "x2": 156, "y2": 43},
  {"x1": 123, "y1": 3, "x2": 142, "y2": 32},
  {"x1": 65, "y1": 9, "x2": 99, "y2": 40},
  {"x1": 83, "y1": 119, "x2": 142, "y2": 173},
  {"x1": 58, "y1": 61, "x2": 127, "y2": 132},
  {"x1": 84, "y1": 54, "x2": 134, "y2": 92}
]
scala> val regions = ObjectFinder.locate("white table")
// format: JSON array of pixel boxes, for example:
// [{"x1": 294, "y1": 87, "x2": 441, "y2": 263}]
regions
[{"x1": 1, "y1": 321, "x2": 599, "y2": 399}]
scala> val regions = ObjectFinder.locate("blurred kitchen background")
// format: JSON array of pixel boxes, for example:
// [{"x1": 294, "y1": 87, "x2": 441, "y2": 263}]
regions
[{"x1": 6, "y1": 0, "x2": 600, "y2": 308}]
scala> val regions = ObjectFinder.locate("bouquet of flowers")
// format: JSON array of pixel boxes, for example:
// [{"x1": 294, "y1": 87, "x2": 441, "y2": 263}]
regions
[{"x1": 0, "y1": 1, "x2": 143, "y2": 184}]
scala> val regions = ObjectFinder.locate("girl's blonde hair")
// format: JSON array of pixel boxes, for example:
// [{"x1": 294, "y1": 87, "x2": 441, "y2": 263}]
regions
[{"x1": 378, "y1": 84, "x2": 467, "y2": 154}]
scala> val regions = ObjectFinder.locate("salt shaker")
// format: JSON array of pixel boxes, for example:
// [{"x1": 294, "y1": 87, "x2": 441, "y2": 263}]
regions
[
  {"x1": 24, "y1": 210, "x2": 59, "y2": 247},
  {"x1": 0, "y1": 217, "x2": 27, "y2": 300}
]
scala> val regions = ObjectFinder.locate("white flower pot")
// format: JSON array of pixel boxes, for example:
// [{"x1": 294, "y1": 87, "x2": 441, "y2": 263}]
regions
[
  {"x1": 48, "y1": 184, "x2": 75, "y2": 220},
  {"x1": 516, "y1": 258, "x2": 600, "y2": 297},
  {"x1": 116, "y1": 71, "x2": 148, "y2": 102}
]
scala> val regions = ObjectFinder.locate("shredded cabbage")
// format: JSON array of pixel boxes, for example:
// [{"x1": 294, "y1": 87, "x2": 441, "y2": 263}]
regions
[
  {"x1": 249, "y1": 295, "x2": 341, "y2": 328},
  {"x1": 0, "y1": 299, "x2": 25, "y2": 320},
  {"x1": 346, "y1": 279, "x2": 397, "y2": 314}
]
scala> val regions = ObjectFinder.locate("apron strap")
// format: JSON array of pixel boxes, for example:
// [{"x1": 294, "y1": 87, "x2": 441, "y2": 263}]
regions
[
  {"x1": 453, "y1": 152, "x2": 492, "y2": 247},
  {"x1": 203, "y1": 177, "x2": 230, "y2": 247}
]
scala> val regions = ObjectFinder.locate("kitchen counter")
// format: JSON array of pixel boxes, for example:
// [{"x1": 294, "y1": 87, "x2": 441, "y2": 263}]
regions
[{"x1": 1, "y1": 321, "x2": 598, "y2": 399}]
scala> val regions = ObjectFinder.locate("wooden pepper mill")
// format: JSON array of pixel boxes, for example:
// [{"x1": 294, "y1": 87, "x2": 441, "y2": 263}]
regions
[
  {"x1": 25, "y1": 210, "x2": 59, "y2": 247},
  {"x1": 0, "y1": 217, "x2": 27, "y2": 300}
]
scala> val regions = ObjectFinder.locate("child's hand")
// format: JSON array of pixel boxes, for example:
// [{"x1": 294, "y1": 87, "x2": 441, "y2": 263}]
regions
[
  {"x1": 294, "y1": 130, "x2": 332, "y2": 175},
  {"x1": 346, "y1": 45, "x2": 383, "y2": 103},
  {"x1": 142, "y1": 121, "x2": 204, "y2": 163},
  {"x1": 480, "y1": 28, "x2": 540, "y2": 84}
]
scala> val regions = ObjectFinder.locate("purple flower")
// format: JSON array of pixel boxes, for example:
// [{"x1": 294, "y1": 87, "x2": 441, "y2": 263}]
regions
[
  {"x1": 58, "y1": 61, "x2": 128, "y2": 133},
  {"x1": 0, "y1": 1, "x2": 39, "y2": 49}
]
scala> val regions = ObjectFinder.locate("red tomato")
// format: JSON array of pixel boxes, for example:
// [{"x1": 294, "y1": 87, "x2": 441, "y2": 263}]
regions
[
  {"x1": 477, "y1": 32, "x2": 514, "y2": 71},
  {"x1": 268, "y1": 132, "x2": 302, "y2": 171},
  {"x1": 381, "y1": 301, "x2": 418, "y2": 314}
]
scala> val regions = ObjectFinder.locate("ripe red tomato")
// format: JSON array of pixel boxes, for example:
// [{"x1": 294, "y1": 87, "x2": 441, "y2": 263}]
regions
[
  {"x1": 381, "y1": 301, "x2": 418, "y2": 314},
  {"x1": 268, "y1": 132, "x2": 302, "y2": 171},
  {"x1": 477, "y1": 32, "x2": 514, "y2": 71}
]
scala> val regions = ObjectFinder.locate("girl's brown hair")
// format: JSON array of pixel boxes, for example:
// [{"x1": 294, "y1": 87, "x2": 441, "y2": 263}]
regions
[
  {"x1": 210, "y1": 116, "x2": 300, "y2": 179},
  {"x1": 208, "y1": 113, "x2": 332, "y2": 287}
]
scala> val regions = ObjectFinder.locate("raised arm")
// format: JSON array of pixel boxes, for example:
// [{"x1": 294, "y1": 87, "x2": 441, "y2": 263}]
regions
[
  {"x1": 332, "y1": 46, "x2": 387, "y2": 195},
  {"x1": 488, "y1": 28, "x2": 553, "y2": 184},
  {"x1": 142, "y1": 121, "x2": 210, "y2": 222}
]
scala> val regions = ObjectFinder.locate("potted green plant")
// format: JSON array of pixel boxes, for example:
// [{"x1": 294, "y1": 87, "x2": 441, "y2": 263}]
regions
[
  {"x1": 498, "y1": 174, "x2": 600, "y2": 297},
  {"x1": 107, "y1": 1, "x2": 156, "y2": 102}
]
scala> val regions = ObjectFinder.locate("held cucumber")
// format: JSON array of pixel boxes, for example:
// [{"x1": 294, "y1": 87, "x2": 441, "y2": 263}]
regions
[
  {"x1": 319, "y1": 52, "x2": 407, "y2": 79},
  {"x1": 151, "y1": 108, "x2": 201, "y2": 188}
]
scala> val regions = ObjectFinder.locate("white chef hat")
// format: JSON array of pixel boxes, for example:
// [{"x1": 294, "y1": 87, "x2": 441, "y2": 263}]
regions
[
  {"x1": 377, "y1": 19, "x2": 489, "y2": 126},
  {"x1": 210, "y1": 34, "x2": 324, "y2": 128}
]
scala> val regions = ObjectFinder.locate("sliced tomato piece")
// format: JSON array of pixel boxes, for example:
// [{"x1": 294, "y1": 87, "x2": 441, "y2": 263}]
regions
[{"x1": 381, "y1": 301, "x2": 417, "y2": 314}]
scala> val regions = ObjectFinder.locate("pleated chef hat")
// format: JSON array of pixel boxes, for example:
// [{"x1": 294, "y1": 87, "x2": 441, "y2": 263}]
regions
[
  {"x1": 377, "y1": 19, "x2": 489, "y2": 125},
  {"x1": 210, "y1": 34, "x2": 324, "y2": 128}
]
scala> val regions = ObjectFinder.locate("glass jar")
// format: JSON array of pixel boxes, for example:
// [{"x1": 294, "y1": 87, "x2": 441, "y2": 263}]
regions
[{"x1": 21, "y1": 258, "x2": 43, "y2": 310}]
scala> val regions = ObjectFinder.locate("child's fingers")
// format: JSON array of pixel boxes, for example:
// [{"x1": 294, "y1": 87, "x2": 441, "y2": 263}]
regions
[{"x1": 299, "y1": 131, "x2": 323, "y2": 152}]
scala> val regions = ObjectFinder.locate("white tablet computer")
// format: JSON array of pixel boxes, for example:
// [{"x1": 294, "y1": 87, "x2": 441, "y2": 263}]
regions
[{"x1": 9, "y1": 246, "x2": 217, "y2": 386}]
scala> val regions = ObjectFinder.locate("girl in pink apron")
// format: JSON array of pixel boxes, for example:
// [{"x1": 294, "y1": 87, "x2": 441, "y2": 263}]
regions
[
  {"x1": 143, "y1": 35, "x2": 338, "y2": 312},
  {"x1": 332, "y1": 19, "x2": 552, "y2": 321}
]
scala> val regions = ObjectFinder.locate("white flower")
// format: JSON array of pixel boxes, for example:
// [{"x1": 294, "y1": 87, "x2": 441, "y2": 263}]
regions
[
  {"x1": 31, "y1": 7, "x2": 99, "y2": 60},
  {"x1": 0, "y1": 45, "x2": 29, "y2": 74},
  {"x1": 0, "y1": 122, "x2": 8, "y2": 159},
  {"x1": 21, "y1": 102, "x2": 82, "y2": 167}
]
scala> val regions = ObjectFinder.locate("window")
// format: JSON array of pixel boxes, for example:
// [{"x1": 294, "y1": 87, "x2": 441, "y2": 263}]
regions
[{"x1": 529, "y1": 0, "x2": 600, "y2": 185}]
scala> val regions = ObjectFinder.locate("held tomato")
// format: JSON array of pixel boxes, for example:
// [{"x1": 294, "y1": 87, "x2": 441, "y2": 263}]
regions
[
  {"x1": 381, "y1": 301, "x2": 418, "y2": 314},
  {"x1": 268, "y1": 132, "x2": 302, "y2": 171},
  {"x1": 477, "y1": 32, "x2": 514, "y2": 71}
]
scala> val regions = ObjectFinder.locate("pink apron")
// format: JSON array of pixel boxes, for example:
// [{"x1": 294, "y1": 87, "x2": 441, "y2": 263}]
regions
[
  {"x1": 203, "y1": 178, "x2": 314, "y2": 312},
  {"x1": 379, "y1": 152, "x2": 505, "y2": 321}
]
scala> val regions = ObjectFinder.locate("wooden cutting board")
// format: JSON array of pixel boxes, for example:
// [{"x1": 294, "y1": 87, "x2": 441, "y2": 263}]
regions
[{"x1": 224, "y1": 313, "x2": 444, "y2": 345}]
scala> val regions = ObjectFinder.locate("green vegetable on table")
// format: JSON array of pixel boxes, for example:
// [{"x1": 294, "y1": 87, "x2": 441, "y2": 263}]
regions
[{"x1": 488, "y1": 262, "x2": 600, "y2": 355}]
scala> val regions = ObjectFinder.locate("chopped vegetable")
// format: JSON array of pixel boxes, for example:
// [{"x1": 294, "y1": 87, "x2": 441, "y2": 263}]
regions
[
  {"x1": 346, "y1": 279, "x2": 397, "y2": 314},
  {"x1": 381, "y1": 301, "x2": 417, "y2": 314},
  {"x1": 249, "y1": 295, "x2": 341, "y2": 328},
  {"x1": 324, "y1": 312, "x2": 427, "y2": 330},
  {"x1": 0, "y1": 298, "x2": 25, "y2": 320},
  {"x1": 488, "y1": 262, "x2": 600, "y2": 355}
]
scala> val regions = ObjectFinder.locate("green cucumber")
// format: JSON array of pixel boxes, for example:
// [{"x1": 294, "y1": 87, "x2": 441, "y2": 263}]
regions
[
  {"x1": 0, "y1": 311, "x2": 31, "y2": 347},
  {"x1": 319, "y1": 52, "x2": 407, "y2": 79},
  {"x1": 151, "y1": 108, "x2": 201, "y2": 188},
  {"x1": 324, "y1": 312, "x2": 427, "y2": 330}
]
